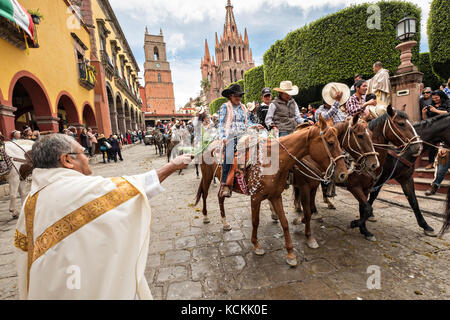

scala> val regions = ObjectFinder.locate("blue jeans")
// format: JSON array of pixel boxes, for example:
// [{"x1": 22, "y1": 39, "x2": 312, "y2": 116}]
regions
[
  {"x1": 222, "y1": 136, "x2": 239, "y2": 184},
  {"x1": 279, "y1": 132, "x2": 290, "y2": 137},
  {"x1": 433, "y1": 158, "x2": 450, "y2": 188}
]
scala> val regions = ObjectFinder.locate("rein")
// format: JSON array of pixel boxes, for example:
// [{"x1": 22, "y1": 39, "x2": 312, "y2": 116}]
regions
[{"x1": 276, "y1": 126, "x2": 345, "y2": 183}]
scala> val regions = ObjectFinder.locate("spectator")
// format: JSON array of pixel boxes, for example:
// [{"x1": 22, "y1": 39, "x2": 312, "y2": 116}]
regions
[
  {"x1": 444, "y1": 79, "x2": 450, "y2": 99},
  {"x1": 11, "y1": 130, "x2": 21, "y2": 141},
  {"x1": 257, "y1": 87, "x2": 272, "y2": 130},
  {"x1": 87, "y1": 128, "x2": 97, "y2": 157},
  {"x1": 420, "y1": 87, "x2": 433, "y2": 120},
  {"x1": 97, "y1": 134, "x2": 109, "y2": 164},
  {"x1": 350, "y1": 74, "x2": 363, "y2": 96},
  {"x1": 31, "y1": 130, "x2": 40, "y2": 141},
  {"x1": 80, "y1": 128, "x2": 91, "y2": 156},
  {"x1": 346, "y1": 80, "x2": 376, "y2": 117},
  {"x1": 425, "y1": 147, "x2": 450, "y2": 196}
]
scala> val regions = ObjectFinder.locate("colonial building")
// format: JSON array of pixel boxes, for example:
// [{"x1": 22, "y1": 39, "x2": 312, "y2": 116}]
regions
[
  {"x1": 143, "y1": 28, "x2": 176, "y2": 116},
  {"x1": 201, "y1": 0, "x2": 255, "y2": 103},
  {"x1": 0, "y1": 0, "x2": 145, "y2": 139}
]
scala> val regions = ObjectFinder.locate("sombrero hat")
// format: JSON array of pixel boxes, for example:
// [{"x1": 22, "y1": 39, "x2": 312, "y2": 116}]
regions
[
  {"x1": 322, "y1": 82, "x2": 351, "y2": 106},
  {"x1": 274, "y1": 81, "x2": 299, "y2": 96},
  {"x1": 222, "y1": 84, "x2": 245, "y2": 99},
  {"x1": 247, "y1": 102, "x2": 256, "y2": 112}
]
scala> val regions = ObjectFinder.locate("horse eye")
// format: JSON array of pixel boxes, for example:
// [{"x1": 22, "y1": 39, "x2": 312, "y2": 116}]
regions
[
  {"x1": 357, "y1": 135, "x2": 364, "y2": 139},
  {"x1": 328, "y1": 142, "x2": 334, "y2": 147},
  {"x1": 397, "y1": 122, "x2": 405, "y2": 127}
]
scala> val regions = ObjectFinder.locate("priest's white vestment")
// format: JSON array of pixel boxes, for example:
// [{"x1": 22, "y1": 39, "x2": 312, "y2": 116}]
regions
[
  {"x1": 368, "y1": 68, "x2": 392, "y2": 106},
  {"x1": 14, "y1": 168, "x2": 164, "y2": 300}
]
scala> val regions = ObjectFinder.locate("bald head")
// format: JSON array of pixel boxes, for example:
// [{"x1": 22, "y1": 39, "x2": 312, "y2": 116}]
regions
[{"x1": 373, "y1": 61, "x2": 383, "y2": 73}]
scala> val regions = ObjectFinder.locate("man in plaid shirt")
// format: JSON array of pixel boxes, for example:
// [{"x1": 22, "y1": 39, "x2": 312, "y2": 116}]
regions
[{"x1": 346, "y1": 80, "x2": 377, "y2": 117}]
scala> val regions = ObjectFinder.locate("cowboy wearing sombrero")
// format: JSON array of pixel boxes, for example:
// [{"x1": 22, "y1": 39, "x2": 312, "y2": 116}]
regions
[
  {"x1": 219, "y1": 84, "x2": 262, "y2": 197},
  {"x1": 265, "y1": 81, "x2": 313, "y2": 137},
  {"x1": 315, "y1": 82, "x2": 350, "y2": 124}
]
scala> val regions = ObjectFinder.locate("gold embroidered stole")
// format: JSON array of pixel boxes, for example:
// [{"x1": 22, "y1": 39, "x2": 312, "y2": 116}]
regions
[{"x1": 15, "y1": 177, "x2": 140, "y2": 291}]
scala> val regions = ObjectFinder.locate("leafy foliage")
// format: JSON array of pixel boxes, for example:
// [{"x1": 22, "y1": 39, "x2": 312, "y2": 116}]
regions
[
  {"x1": 419, "y1": 53, "x2": 444, "y2": 90},
  {"x1": 428, "y1": 0, "x2": 450, "y2": 80},
  {"x1": 263, "y1": 1, "x2": 421, "y2": 105},
  {"x1": 243, "y1": 66, "x2": 265, "y2": 104}
]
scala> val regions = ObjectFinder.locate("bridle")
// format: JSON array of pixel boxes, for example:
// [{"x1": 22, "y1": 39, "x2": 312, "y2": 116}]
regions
[
  {"x1": 373, "y1": 114, "x2": 422, "y2": 157},
  {"x1": 277, "y1": 126, "x2": 346, "y2": 183},
  {"x1": 342, "y1": 120, "x2": 379, "y2": 172}
]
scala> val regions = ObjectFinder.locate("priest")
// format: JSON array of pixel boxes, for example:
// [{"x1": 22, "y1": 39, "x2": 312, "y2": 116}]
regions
[
  {"x1": 367, "y1": 61, "x2": 391, "y2": 106},
  {"x1": 14, "y1": 134, "x2": 192, "y2": 300}
]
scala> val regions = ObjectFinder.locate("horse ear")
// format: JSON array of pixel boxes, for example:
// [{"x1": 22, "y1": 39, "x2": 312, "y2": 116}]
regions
[
  {"x1": 352, "y1": 113, "x2": 360, "y2": 126},
  {"x1": 400, "y1": 104, "x2": 407, "y2": 112},
  {"x1": 387, "y1": 105, "x2": 395, "y2": 117},
  {"x1": 326, "y1": 118, "x2": 334, "y2": 126},
  {"x1": 318, "y1": 114, "x2": 327, "y2": 131}
]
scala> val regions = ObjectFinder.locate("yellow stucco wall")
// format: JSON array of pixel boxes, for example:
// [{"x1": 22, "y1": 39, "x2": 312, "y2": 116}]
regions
[
  {"x1": 0, "y1": 0, "x2": 94, "y2": 122},
  {"x1": 91, "y1": 0, "x2": 141, "y2": 119}
]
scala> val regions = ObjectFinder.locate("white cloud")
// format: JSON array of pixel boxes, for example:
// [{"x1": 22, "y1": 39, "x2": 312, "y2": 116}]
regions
[{"x1": 166, "y1": 33, "x2": 187, "y2": 56}]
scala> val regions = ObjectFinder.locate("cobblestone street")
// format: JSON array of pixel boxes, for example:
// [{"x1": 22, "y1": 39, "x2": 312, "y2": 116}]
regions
[{"x1": 1, "y1": 144, "x2": 450, "y2": 300}]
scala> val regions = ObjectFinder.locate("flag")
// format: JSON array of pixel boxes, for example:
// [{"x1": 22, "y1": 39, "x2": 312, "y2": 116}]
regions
[{"x1": 0, "y1": 0, "x2": 35, "y2": 42}]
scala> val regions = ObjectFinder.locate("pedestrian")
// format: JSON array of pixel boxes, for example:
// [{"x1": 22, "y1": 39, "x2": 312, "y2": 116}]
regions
[
  {"x1": 425, "y1": 146, "x2": 450, "y2": 196},
  {"x1": 443, "y1": 79, "x2": 450, "y2": 99},
  {"x1": 22, "y1": 127, "x2": 33, "y2": 140},
  {"x1": 247, "y1": 102, "x2": 258, "y2": 123},
  {"x1": 127, "y1": 131, "x2": 131, "y2": 145},
  {"x1": 258, "y1": 88, "x2": 272, "y2": 130},
  {"x1": 138, "y1": 130, "x2": 143, "y2": 144},
  {"x1": 80, "y1": 128, "x2": 91, "y2": 157},
  {"x1": 346, "y1": 79, "x2": 376, "y2": 117},
  {"x1": 14, "y1": 133, "x2": 192, "y2": 299},
  {"x1": 31, "y1": 130, "x2": 40, "y2": 141},
  {"x1": 87, "y1": 128, "x2": 97, "y2": 157},
  {"x1": 265, "y1": 81, "x2": 313, "y2": 137},
  {"x1": 219, "y1": 84, "x2": 262, "y2": 197},
  {"x1": 107, "y1": 135, "x2": 118, "y2": 162},
  {"x1": 97, "y1": 134, "x2": 109, "y2": 164},
  {"x1": 315, "y1": 83, "x2": 349, "y2": 124},
  {"x1": 117, "y1": 134, "x2": 124, "y2": 161}
]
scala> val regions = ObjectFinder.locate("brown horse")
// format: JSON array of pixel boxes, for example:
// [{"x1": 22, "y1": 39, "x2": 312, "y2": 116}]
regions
[
  {"x1": 306, "y1": 106, "x2": 422, "y2": 241},
  {"x1": 292, "y1": 114, "x2": 379, "y2": 248},
  {"x1": 194, "y1": 115, "x2": 348, "y2": 266}
]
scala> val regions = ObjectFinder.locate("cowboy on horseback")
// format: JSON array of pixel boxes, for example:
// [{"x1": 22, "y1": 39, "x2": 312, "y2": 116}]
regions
[{"x1": 219, "y1": 84, "x2": 263, "y2": 197}]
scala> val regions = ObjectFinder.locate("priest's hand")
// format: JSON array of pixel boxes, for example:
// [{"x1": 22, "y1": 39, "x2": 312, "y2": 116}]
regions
[{"x1": 170, "y1": 154, "x2": 193, "y2": 171}]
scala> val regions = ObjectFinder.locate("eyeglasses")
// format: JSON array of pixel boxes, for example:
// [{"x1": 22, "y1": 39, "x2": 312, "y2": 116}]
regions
[
  {"x1": 67, "y1": 148, "x2": 87, "y2": 156},
  {"x1": 423, "y1": 91, "x2": 431, "y2": 94}
]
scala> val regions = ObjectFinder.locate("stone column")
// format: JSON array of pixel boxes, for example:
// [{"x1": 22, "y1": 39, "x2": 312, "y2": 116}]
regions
[
  {"x1": 117, "y1": 114, "x2": 126, "y2": 135},
  {"x1": 110, "y1": 111, "x2": 118, "y2": 134},
  {"x1": 389, "y1": 40, "x2": 423, "y2": 123},
  {"x1": 35, "y1": 116, "x2": 60, "y2": 134},
  {"x1": 0, "y1": 105, "x2": 17, "y2": 140}
]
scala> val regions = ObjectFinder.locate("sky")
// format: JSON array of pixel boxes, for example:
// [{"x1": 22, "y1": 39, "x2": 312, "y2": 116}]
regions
[{"x1": 109, "y1": 0, "x2": 432, "y2": 110}]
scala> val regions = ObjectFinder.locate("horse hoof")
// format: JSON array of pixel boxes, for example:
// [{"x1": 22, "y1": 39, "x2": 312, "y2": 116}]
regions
[
  {"x1": 203, "y1": 217, "x2": 210, "y2": 224},
  {"x1": 307, "y1": 238, "x2": 319, "y2": 249},
  {"x1": 223, "y1": 224, "x2": 232, "y2": 231},
  {"x1": 254, "y1": 247, "x2": 265, "y2": 256},
  {"x1": 368, "y1": 215, "x2": 377, "y2": 223},
  {"x1": 365, "y1": 235, "x2": 377, "y2": 242},
  {"x1": 424, "y1": 229, "x2": 437, "y2": 237},
  {"x1": 271, "y1": 213, "x2": 279, "y2": 221},
  {"x1": 286, "y1": 256, "x2": 297, "y2": 267}
]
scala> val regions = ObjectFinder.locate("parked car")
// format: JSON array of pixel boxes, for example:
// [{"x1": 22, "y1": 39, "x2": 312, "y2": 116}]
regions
[{"x1": 144, "y1": 131, "x2": 153, "y2": 145}]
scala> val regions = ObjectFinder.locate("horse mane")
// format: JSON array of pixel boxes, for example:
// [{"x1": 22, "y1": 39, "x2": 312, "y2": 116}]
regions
[
  {"x1": 368, "y1": 110, "x2": 408, "y2": 131},
  {"x1": 415, "y1": 113, "x2": 450, "y2": 129}
]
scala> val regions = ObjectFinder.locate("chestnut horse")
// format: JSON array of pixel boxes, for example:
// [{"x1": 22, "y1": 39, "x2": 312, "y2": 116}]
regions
[
  {"x1": 292, "y1": 114, "x2": 379, "y2": 248},
  {"x1": 318, "y1": 106, "x2": 422, "y2": 241},
  {"x1": 194, "y1": 115, "x2": 348, "y2": 266}
]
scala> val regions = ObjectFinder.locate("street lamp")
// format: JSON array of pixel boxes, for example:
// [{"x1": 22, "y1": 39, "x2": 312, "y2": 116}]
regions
[{"x1": 396, "y1": 16, "x2": 417, "y2": 42}]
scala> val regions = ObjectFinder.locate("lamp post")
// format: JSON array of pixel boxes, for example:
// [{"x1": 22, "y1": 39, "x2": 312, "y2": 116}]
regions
[
  {"x1": 395, "y1": 16, "x2": 418, "y2": 74},
  {"x1": 389, "y1": 15, "x2": 423, "y2": 122}
]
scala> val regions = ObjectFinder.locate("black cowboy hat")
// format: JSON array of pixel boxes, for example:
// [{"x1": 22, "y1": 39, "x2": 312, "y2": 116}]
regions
[{"x1": 222, "y1": 84, "x2": 245, "y2": 99}]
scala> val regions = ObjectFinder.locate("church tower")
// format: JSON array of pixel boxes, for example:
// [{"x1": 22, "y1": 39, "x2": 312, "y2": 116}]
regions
[
  {"x1": 201, "y1": 0, "x2": 255, "y2": 103},
  {"x1": 144, "y1": 28, "x2": 176, "y2": 114}
]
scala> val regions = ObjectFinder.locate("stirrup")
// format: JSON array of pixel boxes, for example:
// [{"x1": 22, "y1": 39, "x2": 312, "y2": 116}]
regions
[{"x1": 220, "y1": 184, "x2": 232, "y2": 198}]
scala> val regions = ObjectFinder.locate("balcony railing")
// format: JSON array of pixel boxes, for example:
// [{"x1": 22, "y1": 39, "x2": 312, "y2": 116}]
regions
[
  {"x1": 100, "y1": 50, "x2": 115, "y2": 80},
  {"x1": 78, "y1": 62, "x2": 96, "y2": 90}
]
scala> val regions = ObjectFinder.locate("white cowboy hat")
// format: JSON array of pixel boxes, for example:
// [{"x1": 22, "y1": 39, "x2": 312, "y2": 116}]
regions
[
  {"x1": 247, "y1": 102, "x2": 256, "y2": 112},
  {"x1": 196, "y1": 107, "x2": 206, "y2": 115},
  {"x1": 274, "y1": 81, "x2": 299, "y2": 96},
  {"x1": 322, "y1": 82, "x2": 351, "y2": 106}
]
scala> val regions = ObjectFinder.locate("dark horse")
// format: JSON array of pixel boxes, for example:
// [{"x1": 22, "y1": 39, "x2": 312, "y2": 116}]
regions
[
  {"x1": 368, "y1": 113, "x2": 450, "y2": 236},
  {"x1": 152, "y1": 129, "x2": 166, "y2": 156},
  {"x1": 317, "y1": 106, "x2": 422, "y2": 241},
  {"x1": 439, "y1": 187, "x2": 450, "y2": 237}
]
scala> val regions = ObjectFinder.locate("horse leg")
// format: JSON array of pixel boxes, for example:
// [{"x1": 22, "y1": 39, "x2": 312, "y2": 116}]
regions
[
  {"x1": 270, "y1": 196, "x2": 297, "y2": 266},
  {"x1": 310, "y1": 185, "x2": 319, "y2": 217},
  {"x1": 218, "y1": 193, "x2": 231, "y2": 231},
  {"x1": 300, "y1": 185, "x2": 320, "y2": 249},
  {"x1": 397, "y1": 175, "x2": 436, "y2": 236},
  {"x1": 8, "y1": 174, "x2": 19, "y2": 218},
  {"x1": 348, "y1": 187, "x2": 376, "y2": 242},
  {"x1": 269, "y1": 201, "x2": 279, "y2": 222},
  {"x1": 293, "y1": 184, "x2": 303, "y2": 214},
  {"x1": 322, "y1": 183, "x2": 336, "y2": 210}
]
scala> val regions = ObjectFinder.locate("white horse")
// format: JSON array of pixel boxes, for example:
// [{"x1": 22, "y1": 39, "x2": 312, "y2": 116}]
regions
[{"x1": 4, "y1": 139, "x2": 34, "y2": 219}]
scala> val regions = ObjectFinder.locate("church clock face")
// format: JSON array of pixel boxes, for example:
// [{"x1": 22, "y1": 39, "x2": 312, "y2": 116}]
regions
[{"x1": 156, "y1": 63, "x2": 161, "y2": 68}]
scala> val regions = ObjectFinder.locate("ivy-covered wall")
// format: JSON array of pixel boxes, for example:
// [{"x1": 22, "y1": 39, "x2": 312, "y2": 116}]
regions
[
  {"x1": 243, "y1": 66, "x2": 265, "y2": 104},
  {"x1": 428, "y1": 0, "x2": 450, "y2": 80},
  {"x1": 263, "y1": 1, "x2": 421, "y2": 105},
  {"x1": 419, "y1": 53, "x2": 444, "y2": 90}
]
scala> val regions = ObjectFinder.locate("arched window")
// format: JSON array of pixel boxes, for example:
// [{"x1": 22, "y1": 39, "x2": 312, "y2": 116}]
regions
[
  {"x1": 230, "y1": 69, "x2": 232, "y2": 82},
  {"x1": 241, "y1": 70, "x2": 244, "y2": 79},
  {"x1": 154, "y1": 47, "x2": 159, "y2": 61},
  {"x1": 243, "y1": 49, "x2": 246, "y2": 61},
  {"x1": 234, "y1": 70, "x2": 237, "y2": 82},
  {"x1": 157, "y1": 73, "x2": 162, "y2": 83},
  {"x1": 228, "y1": 46, "x2": 232, "y2": 61},
  {"x1": 239, "y1": 48, "x2": 242, "y2": 62},
  {"x1": 233, "y1": 47, "x2": 236, "y2": 62}
]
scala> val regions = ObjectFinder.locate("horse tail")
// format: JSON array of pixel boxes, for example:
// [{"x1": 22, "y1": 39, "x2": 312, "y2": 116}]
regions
[
  {"x1": 194, "y1": 179, "x2": 203, "y2": 206},
  {"x1": 439, "y1": 187, "x2": 450, "y2": 237}
]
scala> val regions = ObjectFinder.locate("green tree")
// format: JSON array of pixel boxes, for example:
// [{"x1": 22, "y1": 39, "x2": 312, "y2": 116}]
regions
[{"x1": 428, "y1": 0, "x2": 450, "y2": 80}]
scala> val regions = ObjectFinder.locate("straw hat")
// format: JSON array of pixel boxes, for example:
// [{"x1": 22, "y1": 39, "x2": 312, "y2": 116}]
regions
[
  {"x1": 247, "y1": 102, "x2": 256, "y2": 112},
  {"x1": 274, "y1": 81, "x2": 299, "y2": 96},
  {"x1": 368, "y1": 105, "x2": 387, "y2": 118},
  {"x1": 322, "y1": 82, "x2": 351, "y2": 106}
]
